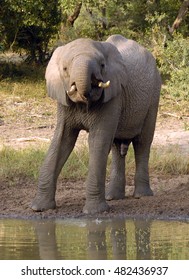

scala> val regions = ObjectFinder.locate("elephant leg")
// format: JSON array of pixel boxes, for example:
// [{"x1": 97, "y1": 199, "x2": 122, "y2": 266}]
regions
[
  {"x1": 106, "y1": 140, "x2": 130, "y2": 200},
  {"x1": 83, "y1": 130, "x2": 114, "y2": 214},
  {"x1": 132, "y1": 141, "x2": 153, "y2": 198},
  {"x1": 31, "y1": 125, "x2": 79, "y2": 211},
  {"x1": 132, "y1": 108, "x2": 158, "y2": 198}
]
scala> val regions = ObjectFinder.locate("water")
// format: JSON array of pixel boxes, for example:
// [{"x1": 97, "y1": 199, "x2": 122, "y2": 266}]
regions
[{"x1": 0, "y1": 218, "x2": 189, "y2": 260}]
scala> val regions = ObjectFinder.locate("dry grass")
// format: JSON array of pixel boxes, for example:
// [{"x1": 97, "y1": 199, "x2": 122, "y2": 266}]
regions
[{"x1": 0, "y1": 144, "x2": 188, "y2": 185}]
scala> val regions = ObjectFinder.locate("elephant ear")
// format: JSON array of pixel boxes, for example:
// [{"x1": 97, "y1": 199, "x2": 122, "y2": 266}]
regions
[
  {"x1": 101, "y1": 42, "x2": 127, "y2": 103},
  {"x1": 45, "y1": 47, "x2": 69, "y2": 106}
]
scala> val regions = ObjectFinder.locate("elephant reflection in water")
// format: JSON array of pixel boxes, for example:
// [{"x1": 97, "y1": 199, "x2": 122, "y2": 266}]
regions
[
  {"x1": 32, "y1": 219, "x2": 153, "y2": 260},
  {"x1": 87, "y1": 219, "x2": 152, "y2": 260},
  {"x1": 87, "y1": 219, "x2": 126, "y2": 260},
  {"x1": 32, "y1": 221, "x2": 61, "y2": 260},
  {"x1": 134, "y1": 220, "x2": 152, "y2": 260}
]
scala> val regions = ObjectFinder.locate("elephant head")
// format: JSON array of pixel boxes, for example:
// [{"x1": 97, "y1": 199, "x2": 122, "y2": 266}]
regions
[{"x1": 45, "y1": 38, "x2": 127, "y2": 106}]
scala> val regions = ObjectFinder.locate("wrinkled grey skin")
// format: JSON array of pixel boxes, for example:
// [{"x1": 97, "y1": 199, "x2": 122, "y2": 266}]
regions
[{"x1": 31, "y1": 34, "x2": 161, "y2": 214}]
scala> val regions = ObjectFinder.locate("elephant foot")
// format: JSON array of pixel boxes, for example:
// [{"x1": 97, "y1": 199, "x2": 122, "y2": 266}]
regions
[
  {"x1": 105, "y1": 183, "x2": 125, "y2": 201},
  {"x1": 31, "y1": 194, "x2": 56, "y2": 212},
  {"x1": 105, "y1": 189, "x2": 125, "y2": 201},
  {"x1": 133, "y1": 186, "x2": 153, "y2": 198},
  {"x1": 83, "y1": 200, "x2": 110, "y2": 214}
]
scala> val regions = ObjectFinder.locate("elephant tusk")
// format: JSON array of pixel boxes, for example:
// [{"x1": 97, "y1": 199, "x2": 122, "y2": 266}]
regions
[
  {"x1": 66, "y1": 84, "x2": 77, "y2": 95},
  {"x1": 98, "y1": 80, "x2": 110, "y2": 88},
  {"x1": 66, "y1": 84, "x2": 87, "y2": 104}
]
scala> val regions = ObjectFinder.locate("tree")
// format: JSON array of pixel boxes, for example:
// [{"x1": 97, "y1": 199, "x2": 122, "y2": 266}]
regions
[
  {"x1": 60, "y1": 0, "x2": 130, "y2": 41},
  {"x1": 0, "y1": 0, "x2": 62, "y2": 63}
]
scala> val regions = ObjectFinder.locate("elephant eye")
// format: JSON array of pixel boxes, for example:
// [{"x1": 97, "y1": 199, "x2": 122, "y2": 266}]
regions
[
  {"x1": 100, "y1": 62, "x2": 106, "y2": 75},
  {"x1": 63, "y1": 66, "x2": 70, "y2": 78}
]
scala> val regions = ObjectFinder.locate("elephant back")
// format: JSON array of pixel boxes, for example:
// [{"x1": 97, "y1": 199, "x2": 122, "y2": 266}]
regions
[{"x1": 106, "y1": 34, "x2": 161, "y2": 98}]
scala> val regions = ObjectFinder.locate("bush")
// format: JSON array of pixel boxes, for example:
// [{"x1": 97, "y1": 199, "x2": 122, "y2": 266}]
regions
[
  {"x1": 0, "y1": 0, "x2": 61, "y2": 64},
  {"x1": 144, "y1": 22, "x2": 189, "y2": 108}
]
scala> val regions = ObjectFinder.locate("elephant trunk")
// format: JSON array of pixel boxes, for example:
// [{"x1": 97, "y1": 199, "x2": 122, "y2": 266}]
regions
[
  {"x1": 67, "y1": 56, "x2": 110, "y2": 104},
  {"x1": 66, "y1": 57, "x2": 93, "y2": 103}
]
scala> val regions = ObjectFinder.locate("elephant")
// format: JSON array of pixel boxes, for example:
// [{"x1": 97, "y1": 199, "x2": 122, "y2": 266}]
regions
[{"x1": 31, "y1": 34, "x2": 161, "y2": 214}]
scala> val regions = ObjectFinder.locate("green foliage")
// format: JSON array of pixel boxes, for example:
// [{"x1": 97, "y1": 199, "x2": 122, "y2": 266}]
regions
[
  {"x1": 162, "y1": 35, "x2": 189, "y2": 101},
  {"x1": 60, "y1": 0, "x2": 146, "y2": 41},
  {"x1": 60, "y1": 0, "x2": 189, "y2": 41},
  {"x1": 143, "y1": 8, "x2": 189, "y2": 111},
  {"x1": 0, "y1": 0, "x2": 61, "y2": 63},
  {"x1": 146, "y1": 23, "x2": 189, "y2": 105}
]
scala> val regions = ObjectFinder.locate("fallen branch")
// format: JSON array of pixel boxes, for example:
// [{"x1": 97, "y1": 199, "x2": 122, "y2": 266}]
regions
[
  {"x1": 12, "y1": 137, "x2": 50, "y2": 142},
  {"x1": 160, "y1": 112, "x2": 181, "y2": 119}
]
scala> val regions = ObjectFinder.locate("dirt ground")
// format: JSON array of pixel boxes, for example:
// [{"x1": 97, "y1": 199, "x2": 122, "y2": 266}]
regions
[{"x1": 0, "y1": 104, "x2": 189, "y2": 220}]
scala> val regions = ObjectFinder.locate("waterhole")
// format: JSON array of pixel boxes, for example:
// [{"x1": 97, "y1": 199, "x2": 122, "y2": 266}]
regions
[{"x1": 0, "y1": 218, "x2": 188, "y2": 260}]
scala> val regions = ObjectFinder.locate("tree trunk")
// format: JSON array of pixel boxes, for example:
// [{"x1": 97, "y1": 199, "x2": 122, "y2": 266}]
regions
[
  {"x1": 67, "y1": 1, "x2": 82, "y2": 27},
  {"x1": 169, "y1": 0, "x2": 189, "y2": 34}
]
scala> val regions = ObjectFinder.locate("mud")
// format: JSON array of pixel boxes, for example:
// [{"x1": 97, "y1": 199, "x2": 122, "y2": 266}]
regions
[{"x1": 0, "y1": 174, "x2": 188, "y2": 220}]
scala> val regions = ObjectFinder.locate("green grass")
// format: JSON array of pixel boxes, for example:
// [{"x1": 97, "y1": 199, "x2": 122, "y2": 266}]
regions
[
  {"x1": 0, "y1": 62, "x2": 56, "y2": 128},
  {"x1": 0, "y1": 65, "x2": 46, "y2": 101},
  {"x1": 0, "y1": 145, "x2": 45, "y2": 181},
  {"x1": 150, "y1": 146, "x2": 189, "y2": 175},
  {"x1": 0, "y1": 145, "x2": 188, "y2": 184},
  {"x1": 0, "y1": 145, "x2": 89, "y2": 182}
]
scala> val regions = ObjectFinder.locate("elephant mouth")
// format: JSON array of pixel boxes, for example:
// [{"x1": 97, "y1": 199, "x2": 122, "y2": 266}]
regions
[
  {"x1": 91, "y1": 74, "x2": 110, "y2": 90},
  {"x1": 66, "y1": 76, "x2": 110, "y2": 104}
]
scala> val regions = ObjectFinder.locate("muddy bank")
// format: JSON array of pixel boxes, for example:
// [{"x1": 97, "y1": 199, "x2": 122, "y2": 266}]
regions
[{"x1": 0, "y1": 175, "x2": 189, "y2": 220}]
